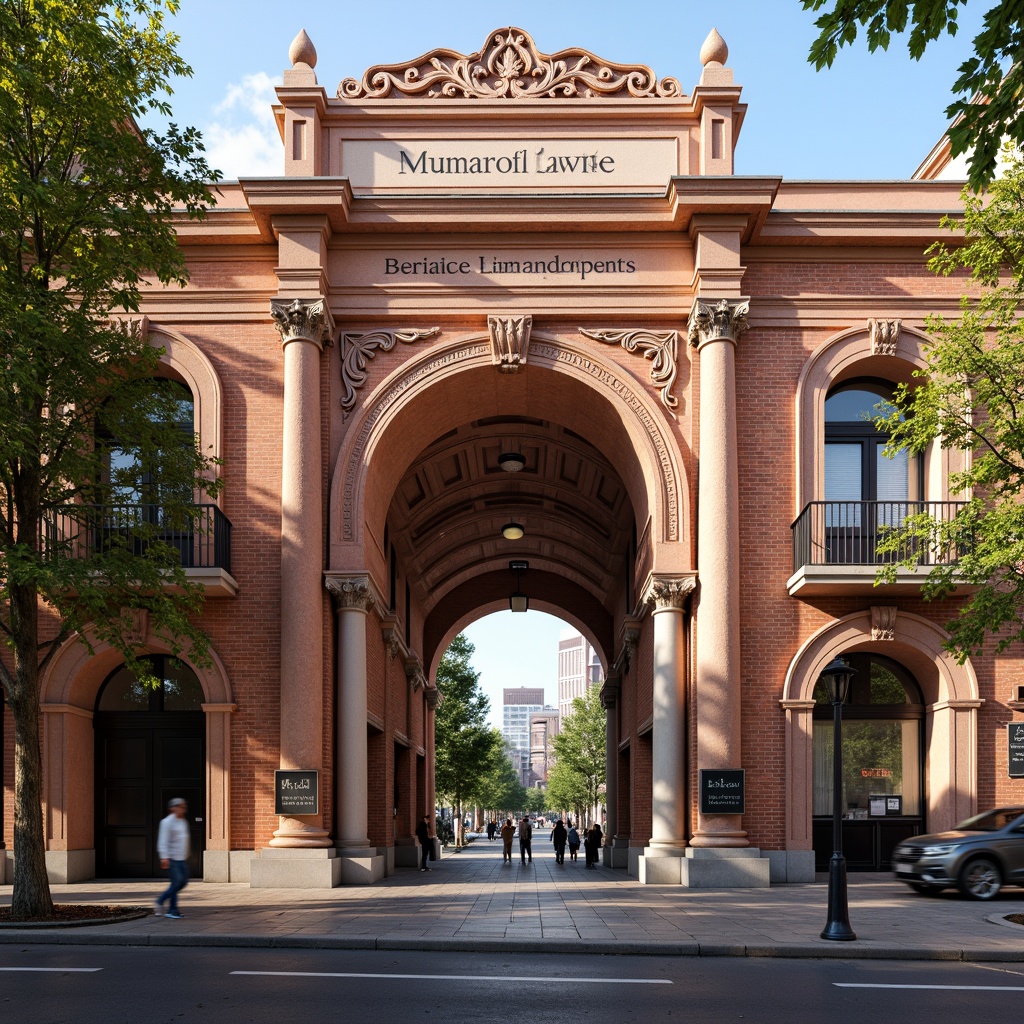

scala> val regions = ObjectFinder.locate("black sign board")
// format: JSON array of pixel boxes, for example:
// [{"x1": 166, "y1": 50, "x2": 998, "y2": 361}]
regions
[
  {"x1": 275, "y1": 770, "x2": 319, "y2": 816},
  {"x1": 699, "y1": 769, "x2": 745, "y2": 815},
  {"x1": 1009, "y1": 723, "x2": 1024, "y2": 779}
]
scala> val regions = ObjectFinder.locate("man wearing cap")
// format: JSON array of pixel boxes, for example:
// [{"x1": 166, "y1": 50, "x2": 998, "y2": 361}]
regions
[{"x1": 155, "y1": 797, "x2": 191, "y2": 919}]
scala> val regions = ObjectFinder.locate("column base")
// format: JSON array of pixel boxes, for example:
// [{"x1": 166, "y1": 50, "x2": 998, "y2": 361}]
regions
[
  {"x1": 337, "y1": 846, "x2": 386, "y2": 884},
  {"x1": 638, "y1": 847, "x2": 771, "y2": 887},
  {"x1": 602, "y1": 837, "x2": 629, "y2": 869},
  {"x1": 203, "y1": 850, "x2": 257, "y2": 883},
  {"x1": 764, "y1": 849, "x2": 816, "y2": 883},
  {"x1": 250, "y1": 847, "x2": 341, "y2": 888},
  {"x1": 45, "y1": 849, "x2": 96, "y2": 883}
]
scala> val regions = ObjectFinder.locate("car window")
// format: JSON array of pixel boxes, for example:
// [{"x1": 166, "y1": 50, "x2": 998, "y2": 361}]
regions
[{"x1": 954, "y1": 809, "x2": 1024, "y2": 831}]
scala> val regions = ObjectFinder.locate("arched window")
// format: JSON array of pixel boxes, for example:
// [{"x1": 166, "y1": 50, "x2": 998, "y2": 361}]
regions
[
  {"x1": 812, "y1": 652, "x2": 924, "y2": 870},
  {"x1": 823, "y1": 380, "x2": 922, "y2": 562},
  {"x1": 96, "y1": 654, "x2": 204, "y2": 713}
]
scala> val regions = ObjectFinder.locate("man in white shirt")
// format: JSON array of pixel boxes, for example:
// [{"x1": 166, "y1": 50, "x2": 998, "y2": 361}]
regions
[{"x1": 154, "y1": 797, "x2": 191, "y2": 919}]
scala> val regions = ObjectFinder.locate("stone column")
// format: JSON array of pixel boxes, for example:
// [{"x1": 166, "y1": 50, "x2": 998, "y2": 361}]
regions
[
  {"x1": 424, "y1": 686, "x2": 440, "y2": 860},
  {"x1": 688, "y1": 297, "x2": 749, "y2": 848},
  {"x1": 600, "y1": 677, "x2": 625, "y2": 868},
  {"x1": 268, "y1": 297, "x2": 334, "y2": 849},
  {"x1": 644, "y1": 576, "x2": 695, "y2": 855}
]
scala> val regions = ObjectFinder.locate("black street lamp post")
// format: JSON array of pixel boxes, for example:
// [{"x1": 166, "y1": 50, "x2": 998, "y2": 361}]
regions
[{"x1": 819, "y1": 655, "x2": 856, "y2": 941}]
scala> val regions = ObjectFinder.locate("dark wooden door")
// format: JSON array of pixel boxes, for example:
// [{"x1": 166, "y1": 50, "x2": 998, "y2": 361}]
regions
[{"x1": 94, "y1": 712, "x2": 204, "y2": 877}]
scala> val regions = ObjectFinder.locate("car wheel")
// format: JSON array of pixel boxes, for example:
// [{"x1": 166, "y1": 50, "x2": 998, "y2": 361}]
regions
[
  {"x1": 907, "y1": 882, "x2": 940, "y2": 895},
  {"x1": 958, "y1": 857, "x2": 1002, "y2": 900}
]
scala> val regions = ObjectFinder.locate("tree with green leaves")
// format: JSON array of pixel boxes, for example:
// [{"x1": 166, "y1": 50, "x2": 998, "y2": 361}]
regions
[
  {"x1": 471, "y1": 733, "x2": 527, "y2": 818},
  {"x1": 876, "y1": 149, "x2": 1024, "y2": 658},
  {"x1": 547, "y1": 686, "x2": 606, "y2": 824},
  {"x1": 804, "y1": 1, "x2": 1024, "y2": 189},
  {"x1": 0, "y1": 0, "x2": 219, "y2": 920},
  {"x1": 432, "y1": 634, "x2": 493, "y2": 846}
]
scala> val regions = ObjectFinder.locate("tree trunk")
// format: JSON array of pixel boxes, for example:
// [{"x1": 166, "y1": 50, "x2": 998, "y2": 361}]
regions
[{"x1": 9, "y1": 578, "x2": 54, "y2": 920}]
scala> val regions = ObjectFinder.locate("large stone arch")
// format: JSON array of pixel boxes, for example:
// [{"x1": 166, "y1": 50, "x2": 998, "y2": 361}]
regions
[
  {"x1": 38, "y1": 626, "x2": 235, "y2": 882},
  {"x1": 328, "y1": 331, "x2": 690, "y2": 587},
  {"x1": 780, "y1": 608, "x2": 981, "y2": 853},
  {"x1": 794, "y1": 323, "x2": 965, "y2": 514}
]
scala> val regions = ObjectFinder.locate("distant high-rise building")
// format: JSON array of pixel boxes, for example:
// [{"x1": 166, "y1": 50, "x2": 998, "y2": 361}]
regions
[
  {"x1": 557, "y1": 629, "x2": 602, "y2": 728},
  {"x1": 502, "y1": 686, "x2": 545, "y2": 785},
  {"x1": 529, "y1": 708, "x2": 560, "y2": 785}
]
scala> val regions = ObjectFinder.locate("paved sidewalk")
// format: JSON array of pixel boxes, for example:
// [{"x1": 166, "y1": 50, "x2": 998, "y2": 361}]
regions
[{"x1": 2, "y1": 841, "x2": 1023, "y2": 960}]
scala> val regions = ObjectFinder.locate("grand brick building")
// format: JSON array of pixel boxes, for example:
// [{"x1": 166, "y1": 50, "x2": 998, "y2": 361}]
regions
[{"x1": 4, "y1": 25, "x2": 1022, "y2": 888}]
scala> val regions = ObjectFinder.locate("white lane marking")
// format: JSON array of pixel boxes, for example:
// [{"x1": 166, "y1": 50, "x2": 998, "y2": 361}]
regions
[
  {"x1": 0, "y1": 967, "x2": 102, "y2": 973},
  {"x1": 835, "y1": 983, "x2": 1024, "y2": 992},
  {"x1": 232, "y1": 971, "x2": 670, "y2": 984}
]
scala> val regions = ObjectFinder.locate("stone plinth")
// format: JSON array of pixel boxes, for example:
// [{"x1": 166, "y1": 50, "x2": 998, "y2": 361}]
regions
[
  {"x1": 638, "y1": 846, "x2": 771, "y2": 887},
  {"x1": 250, "y1": 847, "x2": 342, "y2": 888}
]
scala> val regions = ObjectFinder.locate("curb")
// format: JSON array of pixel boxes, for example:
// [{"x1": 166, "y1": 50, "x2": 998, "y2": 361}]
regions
[{"x1": 0, "y1": 930, "x2": 1020, "y2": 961}]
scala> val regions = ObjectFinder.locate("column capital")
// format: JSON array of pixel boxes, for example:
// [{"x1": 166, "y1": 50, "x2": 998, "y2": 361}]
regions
[
  {"x1": 271, "y1": 297, "x2": 335, "y2": 350},
  {"x1": 325, "y1": 573, "x2": 378, "y2": 612},
  {"x1": 643, "y1": 573, "x2": 697, "y2": 612},
  {"x1": 687, "y1": 297, "x2": 750, "y2": 349}
]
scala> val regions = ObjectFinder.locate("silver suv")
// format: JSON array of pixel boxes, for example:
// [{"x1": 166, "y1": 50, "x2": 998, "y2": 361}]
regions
[{"x1": 891, "y1": 807, "x2": 1024, "y2": 900}]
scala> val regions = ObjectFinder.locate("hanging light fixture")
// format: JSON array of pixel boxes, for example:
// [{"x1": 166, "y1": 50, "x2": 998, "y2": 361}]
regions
[
  {"x1": 509, "y1": 560, "x2": 529, "y2": 613},
  {"x1": 499, "y1": 448, "x2": 526, "y2": 539}
]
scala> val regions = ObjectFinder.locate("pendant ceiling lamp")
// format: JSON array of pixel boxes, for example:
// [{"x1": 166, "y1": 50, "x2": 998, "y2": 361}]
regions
[
  {"x1": 509, "y1": 559, "x2": 529, "y2": 613},
  {"x1": 499, "y1": 448, "x2": 526, "y2": 539}
]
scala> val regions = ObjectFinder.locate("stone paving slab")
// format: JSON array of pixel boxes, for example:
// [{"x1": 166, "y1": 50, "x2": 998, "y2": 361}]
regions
[{"x1": 0, "y1": 842, "x2": 1022, "y2": 960}]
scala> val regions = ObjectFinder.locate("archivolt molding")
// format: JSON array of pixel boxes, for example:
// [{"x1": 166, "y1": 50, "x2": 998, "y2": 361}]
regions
[
  {"x1": 334, "y1": 333, "x2": 683, "y2": 549},
  {"x1": 338, "y1": 26, "x2": 683, "y2": 100},
  {"x1": 579, "y1": 328, "x2": 680, "y2": 416},
  {"x1": 340, "y1": 327, "x2": 441, "y2": 413},
  {"x1": 781, "y1": 608, "x2": 980, "y2": 707}
]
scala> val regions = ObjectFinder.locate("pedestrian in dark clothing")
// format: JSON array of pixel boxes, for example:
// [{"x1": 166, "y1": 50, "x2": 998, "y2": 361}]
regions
[
  {"x1": 567, "y1": 823, "x2": 581, "y2": 862},
  {"x1": 551, "y1": 819, "x2": 568, "y2": 864},
  {"x1": 416, "y1": 815, "x2": 433, "y2": 871},
  {"x1": 590, "y1": 822, "x2": 604, "y2": 868},
  {"x1": 486, "y1": 820, "x2": 496, "y2": 841},
  {"x1": 519, "y1": 817, "x2": 533, "y2": 863}
]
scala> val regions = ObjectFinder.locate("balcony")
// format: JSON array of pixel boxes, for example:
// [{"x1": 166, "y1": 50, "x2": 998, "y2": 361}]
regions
[
  {"x1": 42, "y1": 503, "x2": 238, "y2": 597},
  {"x1": 788, "y1": 500, "x2": 969, "y2": 597}
]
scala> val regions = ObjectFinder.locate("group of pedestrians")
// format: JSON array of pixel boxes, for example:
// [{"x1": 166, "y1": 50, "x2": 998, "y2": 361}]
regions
[{"x1": 488, "y1": 816, "x2": 604, "y2": 867}]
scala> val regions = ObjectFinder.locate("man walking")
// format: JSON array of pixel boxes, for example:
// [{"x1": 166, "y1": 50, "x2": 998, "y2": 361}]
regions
[
  {"x1": 500, "y1": 818, "x2": 515, "y2": 862},
  {"x1": 519, "y1": 816, "x2": 533, "y2": 864},
  {"x1": 154, "y1": 797, "x2": 190, "y2": 919},
  {"x1": 416, "y1": 814, "x2": 433, "y2": 872},
  {"x1": 551, "y1": 819, "x2": 568, "y2": 864}
]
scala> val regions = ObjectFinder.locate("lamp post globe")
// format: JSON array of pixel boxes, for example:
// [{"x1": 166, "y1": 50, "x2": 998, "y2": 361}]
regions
[{"x1": 820, "y1": 655, "x2": 857, "y2": 942}]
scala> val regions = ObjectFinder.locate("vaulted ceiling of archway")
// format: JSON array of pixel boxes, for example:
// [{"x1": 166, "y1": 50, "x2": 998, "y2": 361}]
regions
[{"x1": 388, "y1": 417, "x2": 634, "y2": 615}]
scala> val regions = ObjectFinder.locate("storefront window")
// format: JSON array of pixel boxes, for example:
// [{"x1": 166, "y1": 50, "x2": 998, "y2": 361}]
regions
[{"x1": 812, "y1": 654, "x2": 923, "y2": 819}]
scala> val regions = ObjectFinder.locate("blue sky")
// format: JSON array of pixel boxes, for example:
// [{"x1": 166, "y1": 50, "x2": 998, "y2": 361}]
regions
[{"x1": 156, "y1": 1, "x2": 983, "y2": 722}]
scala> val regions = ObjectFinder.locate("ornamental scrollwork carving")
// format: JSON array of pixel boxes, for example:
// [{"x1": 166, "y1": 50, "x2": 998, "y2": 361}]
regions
[
  {"x1": 339, "y1": 27, "x2": 683, "y2": 100},
  {"x1": 579, "y1": 328, "x2": 679, "y2": 416},
  {"x1": 687, "y1": 298, "x2": 750, "y2": 348},
  {"x1": 339, "y1": 327, "x2": 441, "y2": 413},
  {"x1": 271, "y1": 298, "x2": 335, "y2": 349},
  {"x1": 489, "y1": 315, "x2": 532, "y2": 373},
  {"x1": 868, "y1": 318, "x2": 901, "y2": 357},
  {"x1": 644, "y1": 574, "x2": 697, "y2": 612},
  {"x1": 326, "y1": 574, "x2": 376, "y2": 612}
]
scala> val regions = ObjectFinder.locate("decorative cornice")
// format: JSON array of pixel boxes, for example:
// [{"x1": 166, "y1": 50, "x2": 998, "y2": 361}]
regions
[
  {"x1": 614, "y1": 616, "x2": 642, "y2": 676},
  {"x1": 424, "y1": 686, "x2": 442, "y2": 709},
  {"x1": 644, "y1": 574, "x2": 697, "y2": 612},
  {"x1": 871, "y1": 605, "x2": 898, "y2": 642},
  {"x1": 339, "y1": 27, "x2": 683, "y2": 100},
  {"x1": 579, "y1": 328, "x2": 679, "y2": 416},
  {"x1": 325, "y1": 574, "x2": 376, "y2": 611},
  {"x1": 868, "y1": 318, "x2": 901, "y2": 356},
  {"x1": 339, "y1": 327, "x2": 440, "y2": 413},
  {"x1": 271, "y1": 297, "x2": 335, "y2": 350},
  {"x1": 405, "y1": 655, "x2": 427, "y2": 692},
  {"x1": 380, "y1": 615, "x2": 406, "y2": 660},
  {"x1": 687, "y1": 298, "x2": 750, "y2": 349},
  {"x1": 489, "y1": 315, "x2": 532, "y2": 373},
  {"x1": 600, "y1": 676, "x2": 621, "y2": 710}
]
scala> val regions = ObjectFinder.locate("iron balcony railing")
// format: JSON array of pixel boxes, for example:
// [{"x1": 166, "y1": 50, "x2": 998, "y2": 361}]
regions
[
  {"x1": 42, "y1": 503, "x2": 232, "y2": 573},
  {"x1": 791, "y1": 500, "x2": 967, "y2": 573}
]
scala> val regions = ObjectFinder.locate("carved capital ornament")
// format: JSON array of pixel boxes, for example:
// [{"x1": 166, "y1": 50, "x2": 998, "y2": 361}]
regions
[
  {"x1": 271, "y1": 298, "x2": 335, "y2": 350},
  {"x1": 644, "y1": 574, "x2": 697, "y2": 612},
  {"x1": 326, "y1": 574, "x2": 376, "y2": 612},
  {"x1": 687, "y1": 298, "x2": 750, "y2": 349},
  {"x1": 339, "y1": 27, "x2": 683, "y2": 100}
]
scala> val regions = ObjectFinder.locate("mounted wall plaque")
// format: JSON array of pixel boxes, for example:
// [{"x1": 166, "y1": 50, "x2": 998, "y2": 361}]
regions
[
  {"x1": 275, "y1": 770, "x2": 319, "y2": 816},
  {"x1": 1009, "y1": 723, "x2": 1024, "y2": 779},
  {"x1": 699, "y1": 768, "x2": 745, "y2": 815}
]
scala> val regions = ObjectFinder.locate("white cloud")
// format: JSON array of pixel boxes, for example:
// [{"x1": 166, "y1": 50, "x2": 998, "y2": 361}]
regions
[{"x1": 203, "y1": 71, "x2": 283, "y2": 179}]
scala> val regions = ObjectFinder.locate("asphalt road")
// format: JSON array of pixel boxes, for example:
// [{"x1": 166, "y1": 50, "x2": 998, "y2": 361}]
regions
[{"x1": 3, "y1": 947, "x2": 1024, "y2": 1024}]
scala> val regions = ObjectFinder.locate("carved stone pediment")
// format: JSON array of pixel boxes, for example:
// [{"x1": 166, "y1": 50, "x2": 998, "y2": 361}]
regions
[
  {"x1": 339, "y1": 27, "x2": 683, "y2": 100},
  {"x1": 489, "y1": 315, "x2": 532, "y2": 372}
]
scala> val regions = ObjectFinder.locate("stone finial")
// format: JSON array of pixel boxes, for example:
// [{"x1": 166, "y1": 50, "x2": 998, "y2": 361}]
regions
[
  {"x1": 700, "y1": 27, "x2": 728, "y2": 67},
  {"x1": 289, "y1": 28, "x2": 317, "y2": 69}
]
